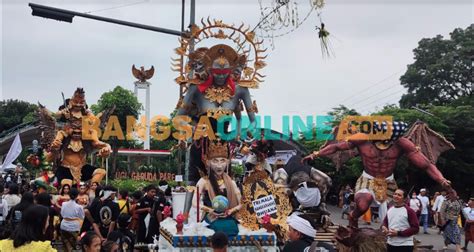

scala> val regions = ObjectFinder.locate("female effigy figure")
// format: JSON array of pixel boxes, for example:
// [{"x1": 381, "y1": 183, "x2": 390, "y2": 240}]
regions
[{"x1": 192, "y1": 140, "x2": 241, "y2": 236}]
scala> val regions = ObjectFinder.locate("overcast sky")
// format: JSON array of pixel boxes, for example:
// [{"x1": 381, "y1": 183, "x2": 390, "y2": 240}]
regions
[{"x1": 1, "y1": 0, "x2": 472, "y2": 131}]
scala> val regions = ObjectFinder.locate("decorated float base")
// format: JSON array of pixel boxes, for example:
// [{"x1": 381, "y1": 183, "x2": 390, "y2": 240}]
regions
[{"x1": 159, "y1": 218, "x2": 277, "y2": 252}]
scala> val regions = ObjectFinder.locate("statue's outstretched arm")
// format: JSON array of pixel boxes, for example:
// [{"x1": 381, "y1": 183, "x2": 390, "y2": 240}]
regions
[
  {"x1": 302, "y1": 141, "x2": 356, "y2": 163},
  {"x1": 397, "y1": 137, "x2": 450, "y2": 188}
]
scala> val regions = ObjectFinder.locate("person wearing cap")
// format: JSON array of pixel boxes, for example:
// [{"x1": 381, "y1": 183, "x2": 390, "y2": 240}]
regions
[
  {"x1": 417, "y1": 188, "x2": 430, "y2": 234},
  {"x1": 283, "y1": 213, "x2": 318, "y2": 252},
  {"x1": 462, "y1": 197, "x2": 474, "y2": 250},
  {"x1": 382, "y1": 189, "x2": 419, "y2": 252}
]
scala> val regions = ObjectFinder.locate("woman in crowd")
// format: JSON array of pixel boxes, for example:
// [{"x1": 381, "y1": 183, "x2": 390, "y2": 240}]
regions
[
  {"x1": 7, "y1": 191, "x2": 34, "y2": 229},
  {"x1": 0, "y1": 185, "x2": 9, "y2": 226},
  {"x1": 4, "y1": 184, "x2": 21, "y2": 209},
  {"x1": 88, "y1": 182, "x2": 99, "y2": 204},
  {"x1": 129, "y1": 190, "x2": 143, "y2": 232},
  {"x1": 35, "y1": 192, "x2": 58, "y2": 241},
  {"x1": 0, "y1": 205, "x2": 56, "y2": 251},
  {"x1": 440, "y1": 190, "x2": 463, "y2": 252},
  {"x1": 80, "y1": 231, "x2": 101, "y2": 252},
  {"x1": 55, "y1": 182, "x2": 71, "y2": 210},
  {"x1": 77, "y1": 183, "x2": 90, "y2": 207}
]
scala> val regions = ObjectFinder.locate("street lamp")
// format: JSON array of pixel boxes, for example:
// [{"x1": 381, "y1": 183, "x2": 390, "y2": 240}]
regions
[{"x1": 29, "y1": 3, "x2": 188, "y2": 37}]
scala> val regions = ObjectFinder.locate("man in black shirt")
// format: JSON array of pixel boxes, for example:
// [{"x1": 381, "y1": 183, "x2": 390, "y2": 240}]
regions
[
  {"x1": 86, "y1": 185, "x2": 120, "y2": 240},
  {"x1": 136, "y1": 185, "x2": 158, "y2": 243}
]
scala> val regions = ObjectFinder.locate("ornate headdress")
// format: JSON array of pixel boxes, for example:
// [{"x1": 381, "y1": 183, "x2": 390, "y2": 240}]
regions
[
  {"x1": 205, "y1": 140, "x2": 229, "y2": 160},
  {"x1": 172, "y1": 19, "x2": 267, "y2": 89},
  {"x1": 68, "y1": 88, "x2": 87, "y2": 108}
]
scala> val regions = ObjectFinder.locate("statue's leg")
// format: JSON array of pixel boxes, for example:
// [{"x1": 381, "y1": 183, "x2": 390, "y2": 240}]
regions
[
  {"x1": 188, "y1": 142, "x2": 204, "y2": 186},
  {"x1": 56, "y1": 166, "x2": 74, "y2": 187},
  {"x1": 349, "y1": 192, "x2": 373, "y2": 228},
  {"x1": 91, "y1": 168, "x2": 106, "y2": 184}
]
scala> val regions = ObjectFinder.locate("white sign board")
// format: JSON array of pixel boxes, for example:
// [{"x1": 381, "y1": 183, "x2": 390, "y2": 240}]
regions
[
  {"x1": 252, "y1": 195, "x2": 277, "y2": 218},
  {"x1": 175, "y1": 175, "x2": 183, "y2": 182}
]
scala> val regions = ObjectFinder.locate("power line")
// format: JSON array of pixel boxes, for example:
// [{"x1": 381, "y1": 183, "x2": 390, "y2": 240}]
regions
[
  {"x1": 354, "y1": 89, "x2": 405, "y2": 112},
  {"x1": 330, "y1": 69, "x2": 403, "y2": 106},
  {"x1": 84, "y1": 0, "x2": 149, "y2": 14},
  {"x1": 347, "y1": 81, "x2": 400, "y2": 107}
]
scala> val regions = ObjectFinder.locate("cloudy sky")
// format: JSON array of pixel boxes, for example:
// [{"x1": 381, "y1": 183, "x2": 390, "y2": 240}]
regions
[{"x1": 1, "y1": 0, "x2": 472, "y2": 131}]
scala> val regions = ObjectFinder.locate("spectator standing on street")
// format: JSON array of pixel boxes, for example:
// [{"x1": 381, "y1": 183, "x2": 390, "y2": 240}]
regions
[
  {"x1": 80, "y1": 231, "x2": 101, "y2": 252},
  {"x1": 0, "y1": 185, "x2": 9, "y2": 225},
  {"x1": 0, "y1": 205, "x2": 56, "y2": 251},
  {"x1": 432, "y1": 190, "x2": 446, "y2": 232},
  {"x1": 36, "y1": 192, "x2": 58, "y2": 241},
  {"x1": 60, "y1": 187, "x2": 85, "y2": 252},
  {"x1": 341, "y1": 185, "x2": 353, "y2": 219},
  {"x1": 6, "y1": 191, "x2": 34, "y2": 230},
  {"x1": 462, "y1": 197, "x2": 474, "y2": 251},
  {"x1": 86, "y1": 186, "x2": 119, "y2": 240},
  {"x1": 409, "y1": 192, "x2": 422, "y2": 219},
  {"x1": 417, "y1": 188, "x2": 430, "y2": 234},
  {"x1": 4, "y1": 184, "x2": 21, "y2": 209},
  {"x1": 382, "y1": 189, "x2": 419, "y2": 252},
  {"x1": 440, "y1": 190, "x2": 463, "y2": 252},
  {"x1": 211, "y1": 232, "x2": 228, "y2": 252}
]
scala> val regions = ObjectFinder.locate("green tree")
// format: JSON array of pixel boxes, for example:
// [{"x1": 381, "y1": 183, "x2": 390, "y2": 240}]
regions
[
  {"x1": 400, "y1": 25, "x2": 473, "y2": 108},
  {"x1": 0, "y1": 99, "x2": 37, "y2": 133},
  {"x1": 327, "y1": 105, "x2": 360, "y2": 127},
  {"x1": 91, "y1": 86, "x2": 142, "y2": 176}
]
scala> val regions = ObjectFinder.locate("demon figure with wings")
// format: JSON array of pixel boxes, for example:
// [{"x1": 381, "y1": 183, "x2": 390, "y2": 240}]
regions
[{"x1": 37, "y1": 88, "x2": 113, "y2": 186}]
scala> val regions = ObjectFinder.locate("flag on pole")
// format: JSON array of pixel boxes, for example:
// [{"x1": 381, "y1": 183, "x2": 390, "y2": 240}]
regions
[{"x1": 1, "y1": 133, "x2": 22, "y2": 171}]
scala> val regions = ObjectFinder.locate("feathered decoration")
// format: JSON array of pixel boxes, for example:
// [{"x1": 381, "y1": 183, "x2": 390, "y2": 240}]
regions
[
  {"x1": 35, "y1": 103, "x2": 57, "y2": 150},
  {"x1": 316, "y1": 22, "x2": 334, "y2": 58}
]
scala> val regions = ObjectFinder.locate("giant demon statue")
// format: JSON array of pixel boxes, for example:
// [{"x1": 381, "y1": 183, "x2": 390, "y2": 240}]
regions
[
  {"x1": 38, "y1": 88, "x2": 113, "y2": 185},
  {"x1": 303, "y1": 120, "x2": 455, "y2": 227},
  {"x1": 171, "y1": 21, "x2": 266, "y2": 184}
]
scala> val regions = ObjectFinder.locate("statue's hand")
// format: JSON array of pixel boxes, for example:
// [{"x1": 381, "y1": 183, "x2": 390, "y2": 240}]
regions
[
  {"x1": 98, "y1": 146, "x2": 111, "y2": 157},
  {"x1": 301, "y1": 153, "x2": 315, "y2": 164},
  {"x1": 440, "y1": 179, "x2": 451, "y2": 189}
]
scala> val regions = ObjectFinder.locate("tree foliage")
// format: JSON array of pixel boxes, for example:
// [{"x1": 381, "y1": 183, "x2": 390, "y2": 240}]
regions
[
  {"x1": 400, "y1": 25, "x2": 473, "y2": 108},
  {"x1": 90, "y1": 86, "x2": 142, "y2": 175},
  {"x1": 0, "y1": 99, "x2": 37, "y2": 133}
]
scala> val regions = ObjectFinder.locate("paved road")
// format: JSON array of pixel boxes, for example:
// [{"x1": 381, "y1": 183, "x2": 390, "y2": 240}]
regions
[{"x1": 326, "y1": 205, "x2": 468, "y2": 252}]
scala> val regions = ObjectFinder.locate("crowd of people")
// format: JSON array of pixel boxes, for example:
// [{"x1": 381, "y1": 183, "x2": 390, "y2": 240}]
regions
[
  {"x1": 0, "y1": 177, "x2": 178, "y2": 252},
  {"x1": 338, "y1": 185, "x2": 474, "y2": 252},
  {"x1": 0, "y1": 177, "x2": 278, "y2": 252}
]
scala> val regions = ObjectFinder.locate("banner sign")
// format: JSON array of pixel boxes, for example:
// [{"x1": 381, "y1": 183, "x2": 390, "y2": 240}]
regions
[
  {"x1": 114, "y1": 171, "x2": 175, "y2": 181},
  {"x1": 252, "y1": 194, "x2": 278, "y2": 218}
]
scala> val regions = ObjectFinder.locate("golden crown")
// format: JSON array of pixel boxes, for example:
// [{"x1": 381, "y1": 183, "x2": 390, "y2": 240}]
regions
[{"x1": 206, "y1": 141, "x2": 229, "y2": 160}]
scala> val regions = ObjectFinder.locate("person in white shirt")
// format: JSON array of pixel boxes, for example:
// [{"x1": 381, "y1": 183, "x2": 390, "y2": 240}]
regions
[
  {"x1": 462, "y1": 197, "x2": 474, "y2": 251},
  {"x1": 382, "y1": 189, "x2": 419, "y2": 252},
  {"x1": 3, "y1": 184, "x2": 21, "y2": 210},
  {"x1": 409, "y1": 192, "x2": 421, "y2": 217},
  {"x1": 432, "y1": 190, "x2": 446, "y2": 232},
  {"x1": 417, "y1": 188, "x2": 430, "y2": 234},
  {"x1": 60, "y1": 187, "x2": 85, "y2": 252},
  {"x1": 0, "y1": 185, "x2": 9, "y2": 225}
]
